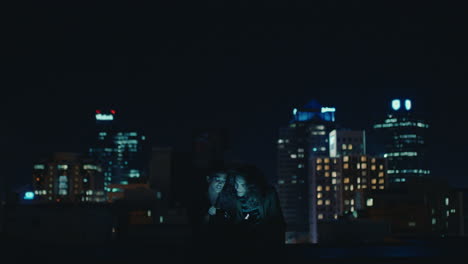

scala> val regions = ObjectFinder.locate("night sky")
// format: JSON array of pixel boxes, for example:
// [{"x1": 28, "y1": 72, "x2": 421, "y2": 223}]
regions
[{"x1": 2, "y1": 2, "x2": 467, "y2": 192}]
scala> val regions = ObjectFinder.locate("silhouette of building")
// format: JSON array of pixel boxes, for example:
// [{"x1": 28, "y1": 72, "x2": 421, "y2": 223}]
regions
[{"x1": 362, "y1": 177, "x2": 464, "y2": 237}]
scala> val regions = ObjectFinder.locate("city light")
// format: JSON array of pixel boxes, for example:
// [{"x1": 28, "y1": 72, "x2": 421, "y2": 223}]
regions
[
  {"x1": 321, "y1": 107, "x2": 336, "y2": 113},
  {"x1": 405, "y1": 99, "x2": 412, "y2": 110},
  {"x1": 24, "y1": 192, "x2": 35, "y2": 200},
  {"x1": 392, "y1": 99, "x2": 401, "y2": 111},
  {"x1": 96, "y1": 113, "x2": 114, "y2": 121}
]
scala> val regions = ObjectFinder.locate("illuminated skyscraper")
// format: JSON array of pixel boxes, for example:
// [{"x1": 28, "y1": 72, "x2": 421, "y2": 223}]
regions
[
  {"x1": 373, "y1": 99, "x2": 430, "y2": 185},
  {"x1": 32, "y1": 152, "x2": 105, "y2": 203},
  {"x1": 89, "y1": 109, "x2": 148, "y2": 200},
  {"x1": 277, "y1": 100, "x2": 336, "y2": 243}
]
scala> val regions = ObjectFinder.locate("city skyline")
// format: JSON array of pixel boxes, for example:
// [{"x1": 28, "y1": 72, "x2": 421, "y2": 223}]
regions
[{"x1": 2, "y1": 2, "x2": 468, "y2": 192}]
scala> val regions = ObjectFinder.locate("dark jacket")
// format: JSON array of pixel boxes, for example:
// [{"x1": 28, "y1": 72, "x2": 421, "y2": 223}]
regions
[{"x1": 233, "y1": 186, "x2": 286, "y2": 246}]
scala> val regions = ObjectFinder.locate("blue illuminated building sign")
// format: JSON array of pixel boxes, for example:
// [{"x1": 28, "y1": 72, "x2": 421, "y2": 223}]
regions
[{"x1": 24, "y1": 192, "x2": 34, "y2": 200}]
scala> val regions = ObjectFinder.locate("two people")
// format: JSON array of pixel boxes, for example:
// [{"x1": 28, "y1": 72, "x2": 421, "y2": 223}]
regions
[{"x1": 200, "y1": 165, "x2": 286, "y2": 248}]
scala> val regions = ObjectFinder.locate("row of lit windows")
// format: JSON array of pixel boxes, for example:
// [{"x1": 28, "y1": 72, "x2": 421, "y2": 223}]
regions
[
  {"x1": 317, "y1": 199, "x2": 331, "y2": 206},
  {"x1": 374, "y1": 122, "x2": 429, "y2": 129},
  {"x1": 316, "y1": 185, "x2": 332, "y2": 191}
]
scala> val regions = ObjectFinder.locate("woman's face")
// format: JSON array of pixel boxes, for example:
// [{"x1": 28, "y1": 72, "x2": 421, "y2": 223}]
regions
[{"x1": 234, "y1": 175, "x2": 247, "y2": 197}]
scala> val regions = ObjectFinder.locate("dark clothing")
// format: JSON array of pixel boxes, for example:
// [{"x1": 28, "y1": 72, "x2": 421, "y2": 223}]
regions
[{"x1": 232, "y1": 186, "x2": 286, "y2": 247}]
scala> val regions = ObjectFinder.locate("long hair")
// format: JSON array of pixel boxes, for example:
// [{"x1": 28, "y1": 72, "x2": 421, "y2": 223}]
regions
[{"x1": 228, "y1": 165, "x2": 268, "y2": 210}]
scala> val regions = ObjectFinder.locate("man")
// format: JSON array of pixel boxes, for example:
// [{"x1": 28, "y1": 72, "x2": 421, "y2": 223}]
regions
[{"x1": 204, "y1": 171, "x2": 230, "y2": 224}]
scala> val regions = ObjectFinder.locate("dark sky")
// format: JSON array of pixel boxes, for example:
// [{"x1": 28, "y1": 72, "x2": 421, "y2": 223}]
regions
[{"x1": 2, "y1": 1, "x2": 468, "y2": 191}]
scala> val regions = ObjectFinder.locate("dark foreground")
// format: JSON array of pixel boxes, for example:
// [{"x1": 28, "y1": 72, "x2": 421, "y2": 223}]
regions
[{"x1": 0, "y1": 235, "x2": 467, "y2": 264}]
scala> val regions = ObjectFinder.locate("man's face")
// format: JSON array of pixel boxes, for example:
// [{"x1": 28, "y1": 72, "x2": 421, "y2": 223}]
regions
[
  {"x1": 209, "y1": 173, "x2": 227, "y2": 194},
  {"x1": 234, "y1": 176, "x2": 247, "y2": 197}
]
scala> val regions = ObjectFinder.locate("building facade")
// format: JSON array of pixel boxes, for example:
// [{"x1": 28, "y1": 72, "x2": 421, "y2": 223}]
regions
[
  {"x1": 88, "y1": 109, "x2": 148, "y2": 201},
  {"x1": 373, "y1": 99, "x2": 430, "y2": 185},
  {"x1": 277, "y1": 100, "x2": 336, "y2": 243},
  {"x1": 32, "y1": 152, "x2": 105, "y2": 203}
]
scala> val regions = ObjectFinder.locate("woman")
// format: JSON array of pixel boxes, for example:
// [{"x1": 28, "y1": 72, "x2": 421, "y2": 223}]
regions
[{"x1": 230, "y1": 166, "x2": 286, "y2": 247}]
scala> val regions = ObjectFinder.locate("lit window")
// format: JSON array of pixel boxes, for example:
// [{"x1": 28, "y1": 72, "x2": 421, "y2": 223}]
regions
[
  {"x1": 332, "y1": 172, "x2": 337, "y2": 177},
  {"x1": 342, "y1": 144, "x2": 347, "y2": 150},
  {"x1": 332, "y1": 179, "x2": 336, "y2": 184},
  {"x1": 371, "y1": 165, "x2": 376, "y2": 171},
  {"x1": 317, "y1": 185, "x2": 322, "y2": 191},
  {"x1": 344, "y1": 185, "x2": 349, "y2": 191},
  {"x1": 372, "y1": 186, "x2": 377, "y2": 190},
  {"x1": 379, "y1": 165, "x2": 384, "y2": 170},
  {"x1": 317, "y1": 193, "x2": 322, "y2": 199},
  {"x1": 316, "y1": 158, "x2": 322, "y2": 164},
  {"x1": 371, "y1": 179, "x2": 377, "y2": 184},
  {"x1": 290, "y1": 154, "x2": 297, "y2": 159},
  {"x1": 348, "y1": 144, "x2": 353, "y2": 150},
  {"x1": 350, "y1": 199, "x2": 354, "y2": 205},
  {"x1": 379, "y1": 186, "x2": 384, "y2": 190},
  {"x1": 344, "y1": 178, "x2": 350, "y2": 184},
  {"x1": 344, "y1": 200, "x2": 349, "y2": 205},
  {"x1": 324, "y1": 158, "x2": 330, "y2": 164},
  {"x1": 357, "y1": 177, "x2": 361, "y2": 184},
  {"x1": 379, "y1": 179, "x2": 385, "y2": 184},
  {"x1": 408, "y1": 222, "x2": 416, "y2": 227},
  {"x1": 325, "y1": 200, "x2": 331, "y2": 205},
  {"x1": 343, "y1": 156, "x2": 349, "y2": 162},
  {"x1": 318, "y1": 214, "x2": 323, "y2": 220},
  {"x1": 361, "y1": 163, "x2": 367, "y2": 169},
  {"x1": 361, "y1": 171, "x2": 367, "y2": 176},
  {"x1": 343, "y1": 163, "x2": 349, "y2": 169},
  {"x1": 371, "y1": 158, "x2": 376, "y2": 163},
  {"x1": 325, "y1": 186, "x2": 331, "y2": 191},
  {"x1": 378, "y1": 172, "x2": 384, "y2": 177},
  {"x1": 360, "y1": 156, "x2": 366, "y2": 162},
  {"x1": 350, "y1": 185, "x2": 354, "y2": 191},
  {"x1": 317, "y1": 200, "x2": 323, "y2": 205},
  {"x1": 317, "y1": 165, "x2": 322, "y2": 171},
  {"x1": 366, "y1": 198, "x2": 373, "y2": 207},
  {"x1": 325, "y1": 172, "x2": 330, "y2": 177},
  {"x1": 324, "y1": 165, "x2": 330, "y2": 170}
]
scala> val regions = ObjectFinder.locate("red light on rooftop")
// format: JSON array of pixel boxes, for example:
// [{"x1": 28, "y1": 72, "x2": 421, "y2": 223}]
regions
[
  {"x1": 96, "y1": 110, "x2": 101, "y2": 114},
  {"x1": 110, "y1": 109, "x2": 116, "y2": 114}
]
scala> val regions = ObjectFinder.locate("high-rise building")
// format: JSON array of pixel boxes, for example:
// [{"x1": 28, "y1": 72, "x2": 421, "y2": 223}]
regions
[
  {"x1": 277, "y1": 100, "x2": 336, "y2": 243},
  {"x1": 88, "y1": 109, "x2": 148, "y2": 201},
  {"x1": 373, "y1": 99, "x2": 430, "y2": 185},
  {"x1": 32, "y1": 152, "x2": 105, "y2": 203},
  {"x1": 329, "y1": 129, "x2": 366, "y2": 157}
]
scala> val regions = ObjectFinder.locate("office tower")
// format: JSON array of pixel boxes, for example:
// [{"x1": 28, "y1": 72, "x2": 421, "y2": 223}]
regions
[
  {"x1": 329, "y1": 129, "x2": 366, "y2": 157},
  {"x1": 148, "y1": 147, "x2": 192, "y2": 224},
  {"x1": 277, "y1": 100, "x2": 336, "y2": 243},
  {"x1": 373, "y1": 99, "x2": 430, "y2": 185},
  {"x1": 32, "y1": 152, "x2": 105, "y2": 203},
  {"x1": 88, "y1": 109, "x2": 148, "y2": 200}
]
